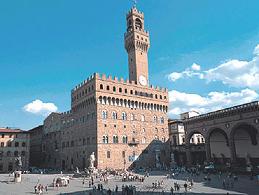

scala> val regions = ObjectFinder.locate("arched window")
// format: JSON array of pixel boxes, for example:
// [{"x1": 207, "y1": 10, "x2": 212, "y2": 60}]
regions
[
  {"x1": 112, "y1": 111, "x2": 117, "y2": 120},
  {"x1": 122, "y1": 112, "x2": 127, "y2": 120},
  {"x1": 160, "y1": 117, "x2": 164, "y2": 124},
  {"x1": 135, "y1": 18, "x2": 142, "y2": 30},
  {"x1": 107, "y1": 151, "x2": 111, "y2": 158},
  {"x1": 102, "y1": 110, "x2": 108, "y2": 119},
  {"x1": 153, "y1": 115, "x2": 157, "y2": 123},
  {"x1": 113, "y1": 86, "x2": 116, "y2": 92},
  {"x1": 21, "y1": 151, "x2": 26, "y2": 156},
  {"x1": 119, "y1": 88, "x2": 122, "y2": 93},
  {"x1": 106, "y1": 85, "x2": 110, "y2": 90},
  {"x1": 141, "y1": 115, "x2": 145, "y2": 122},
  {"x1": 122, "y1": 136, "x2": 128, "y2": 144},
  {"x1": 113, "y1": 135, "x2": 118, "y2": 144},
  {"x1": 7, "y1": 151, "x2": 11, "y2": 157},
  {"x1": 100, "y1": 84, "x2": 103, "y2": 89},
  {"x1": 130, "y1": 114, "x2": 135, "y2": 121},
  {"x1": 103, "y1": 135, "x2": 108, "y2": 144},
  {"x1": 14, "y1": 151, "x2": 19, "y2": 157},
  {"x1": 127, "y1": 19, "x2": 132, "y2": 31}
]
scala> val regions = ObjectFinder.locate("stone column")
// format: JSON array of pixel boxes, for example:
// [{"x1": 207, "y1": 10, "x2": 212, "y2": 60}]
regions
[
  {"x1": 229, "y1": 139, "x2": 237, "y2": 164},
  {"x1": 205, "y1": 142, "x2": 211, "y2": 163}
]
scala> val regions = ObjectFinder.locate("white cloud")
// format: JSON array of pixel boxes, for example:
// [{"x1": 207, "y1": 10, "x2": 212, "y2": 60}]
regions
[
  {"x1": 23, "y1": 99, "x2": 58, "y2": 116},
  {"x1": 168, "y1": 63, "x2": 203, "y2": 82},
  {"x1": 167, "y1": 72, "x2": 183, "y2": 81},
  {"x1": 168, "y1": 89, "x2": 258, "y2": 118},
  {"x1": 168, "y1": 44, "x2": 259, "y2": 90},
  {"x1": 191, "y1": 63, "x2": 201, "y2": 71}
]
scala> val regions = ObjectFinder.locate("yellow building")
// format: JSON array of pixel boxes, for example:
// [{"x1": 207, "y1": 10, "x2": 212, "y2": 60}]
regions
[{"x1": 0, "y1": 128, "x2": 30, "y2": 173}]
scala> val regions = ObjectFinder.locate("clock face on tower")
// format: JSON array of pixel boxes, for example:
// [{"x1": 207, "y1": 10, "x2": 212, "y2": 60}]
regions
[{"x1": 139, "y1": 75, "x2": 147, "y2": 86}]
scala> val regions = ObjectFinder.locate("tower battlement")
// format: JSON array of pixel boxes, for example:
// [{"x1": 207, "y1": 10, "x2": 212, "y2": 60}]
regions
[
  {"x1": 72, "y1": 72, "x2": 168, "y2": 94},
  {"x1": 126, "y1": 7, "x2": 144, "y2": 18}
]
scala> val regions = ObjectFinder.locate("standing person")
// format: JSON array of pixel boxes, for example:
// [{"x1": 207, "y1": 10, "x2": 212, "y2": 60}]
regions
[
  {"x1": 184, "y1": 183, "x2": 188, "y2": 192},
  {"x1": 40, "y1": 185, "x2": 44, "y2": 194},
  {"x1": 170, "y1": 187, "x2": 174, "y2": 195},
  {"x1": 34, "y1": 185, "x2": 37, "y2": 194},
  {"x1": 115, "y1": 185, "x2": 118, "y2": 193},
  {"x1": 45, "y1": 185, "x2": 48, "y2": 193}
]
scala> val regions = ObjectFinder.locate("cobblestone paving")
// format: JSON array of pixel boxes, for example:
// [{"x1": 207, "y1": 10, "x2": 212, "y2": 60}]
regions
[{"x1": 0, "y1": 172, "x2": 258, "y2": 195}]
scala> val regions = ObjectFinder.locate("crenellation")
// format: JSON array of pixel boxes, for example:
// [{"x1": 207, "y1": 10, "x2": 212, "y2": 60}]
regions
[{"x1": 101, "y1": 73, "x2": 106, "y2": 80}]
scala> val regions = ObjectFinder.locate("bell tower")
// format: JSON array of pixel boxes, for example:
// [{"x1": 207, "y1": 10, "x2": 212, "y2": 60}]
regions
[{"x1": 124, "y1": 6, "x2": 150, "y2": 86}]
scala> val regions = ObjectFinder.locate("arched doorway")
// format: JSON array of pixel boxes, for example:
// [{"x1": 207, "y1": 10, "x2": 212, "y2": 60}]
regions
[
  {"x1": 186, "y1": 131, "x2": 206, "y2": 165},
  {"x1": 207, "y1": 128, "x2": 230, "y2": 165},
  {"x1": 231, "y1": 123, "x2": 258, "y2": 167}
]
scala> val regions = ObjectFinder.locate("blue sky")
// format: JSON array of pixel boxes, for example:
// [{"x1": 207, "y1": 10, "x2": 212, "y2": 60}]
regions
[{"x1": 1, "y1": 0, "x2": 259, "y2": 130}]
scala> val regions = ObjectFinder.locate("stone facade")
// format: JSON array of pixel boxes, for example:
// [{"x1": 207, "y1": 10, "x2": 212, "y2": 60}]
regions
[
  {"x1": 41, "y1": 6, "x2": 169, "y2": 171},
  {"x1": 28, "y1": 125, "x2": 44, "y2": 168},
  {"x1": 0, "y1": 128, "x2": 30, "y2": 173}
]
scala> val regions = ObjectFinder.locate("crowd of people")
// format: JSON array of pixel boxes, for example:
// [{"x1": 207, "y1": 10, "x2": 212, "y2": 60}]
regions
[{"x1": 30, "y1": 166, "x2": 257, "y2": 194}]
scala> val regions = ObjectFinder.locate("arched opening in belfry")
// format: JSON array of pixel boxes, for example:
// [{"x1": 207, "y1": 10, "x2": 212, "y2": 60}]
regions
[
  {"x1": 208, "y1": 128, "x2": 230, "y2": 165},
  {"x1": 135, "y1": 18, "x2": 142, "y2": 30},
  {"x1": 187, "y1": 132, "x2": 206, "y2": 165},
  {"x1": 231, "y1": 123, "x2": 259, "y2": 167}
]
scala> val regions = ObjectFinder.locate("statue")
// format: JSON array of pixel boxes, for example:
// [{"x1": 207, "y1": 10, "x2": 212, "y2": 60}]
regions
[
  {"x1": 15, "y1": 155, "x2": 22, "y2": 171},
  {"x1": 14, "y1": 155, "x2": 22, "y2": 183},
  {"x1": 75, "y1": 167, "x2": 79, "y2": 174},
  {"x1": 89, "y1": 152, "x2": 95, "y2": 169}
]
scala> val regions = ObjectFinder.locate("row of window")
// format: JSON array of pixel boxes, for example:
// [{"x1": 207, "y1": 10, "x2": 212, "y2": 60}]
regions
[
  {"x1": 72, "y1": 83, "x2": 167, "y2": 104},
  {"x1": 0, "y1": 151, "x2": 26, "y2": 157},
  {"x1": 99, "y1": 96, "x2": 167, "y2": 111},
  {"x1": 102, "y1": 111, "x2": 164, "y2": 123},
  {"x1": 62, "y1": 137, "x2": 96, "y2": 148},
  {"x1": 61, "y1": 112, "x2": 96, "y2": 127},
  {"x1": 100, "y1": 84, "x2": 166, "y2": 100},
  {"x1": 1, "y1": 134, "x2": 26, "y2": 139},
  {"x1": 72, "y1": 85, "x2": 94, "y2": 102},
  {"x1": 102, "y1": 135, "x2": 166, "y2": 144},
  {"x1": 0, "y1": 142, "x2": 27, "y2": 147}
]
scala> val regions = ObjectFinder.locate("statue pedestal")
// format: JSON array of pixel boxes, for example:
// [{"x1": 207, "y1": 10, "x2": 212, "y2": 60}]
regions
[{"x1": 14, "y1": 171, "x2": 22, "y2": 183}]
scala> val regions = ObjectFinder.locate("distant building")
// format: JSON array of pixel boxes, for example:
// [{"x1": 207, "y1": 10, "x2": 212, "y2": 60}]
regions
[
  {"x1": 180, "y1": 111, "x2": 199, "y2": 120},
  {"x1": 40, "y1": 6, "x2": 169, "y2": 171},
  {"x1": 28, "y1": 125, "x2": 43, "y2": 168},
  {"x1": 169, "y1": 112, "x2": 206, "y2": 166},
  {"x1": 0, "y1": 128, "x2": 30, "y2": 173}
]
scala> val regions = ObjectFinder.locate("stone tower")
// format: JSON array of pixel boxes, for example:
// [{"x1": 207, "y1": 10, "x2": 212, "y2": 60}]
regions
[{"x1": 124, "y1": 6, "x2": 150, "y2": 86}]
